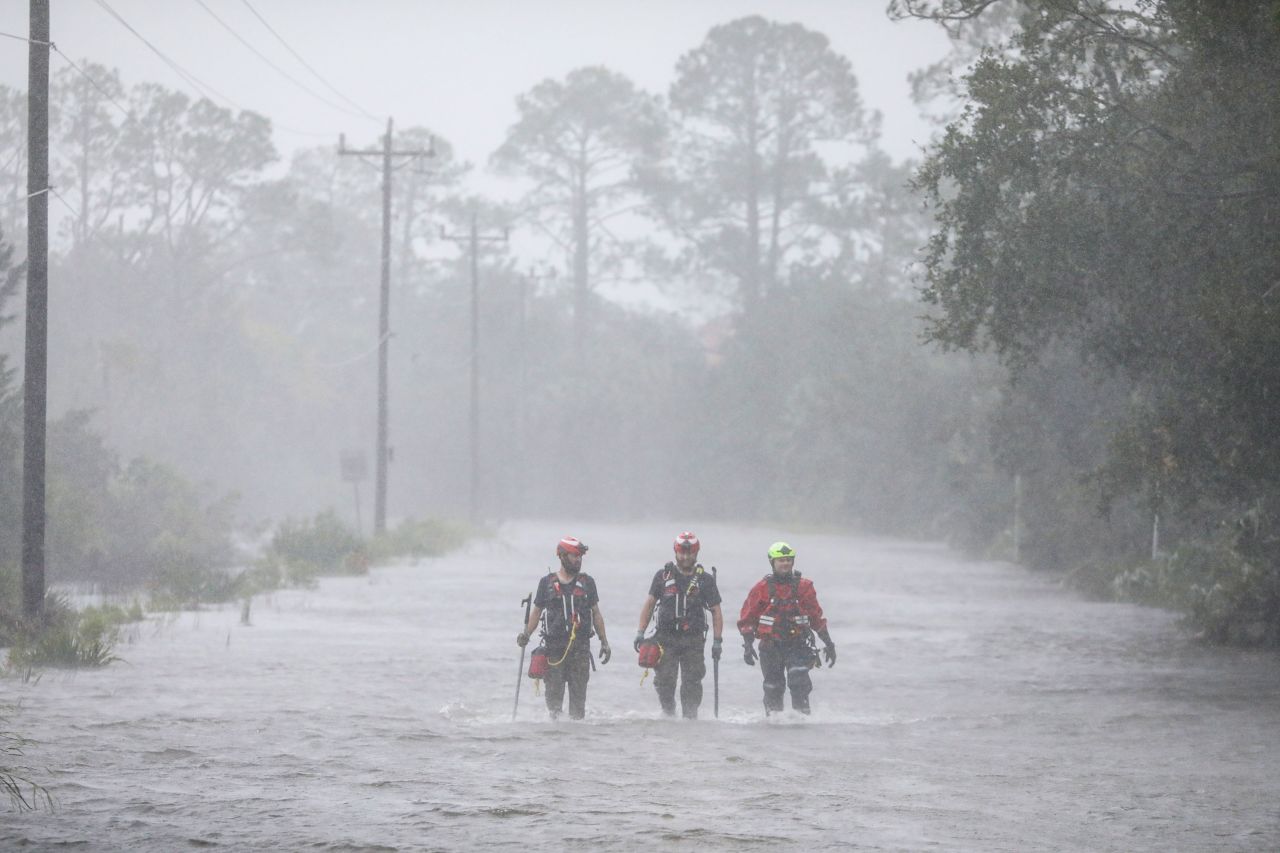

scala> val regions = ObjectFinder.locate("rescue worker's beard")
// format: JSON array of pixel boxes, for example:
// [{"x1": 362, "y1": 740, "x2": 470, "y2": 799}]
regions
[{"x1": 561, "y1": 558, "x2": 582, "y2": 575}]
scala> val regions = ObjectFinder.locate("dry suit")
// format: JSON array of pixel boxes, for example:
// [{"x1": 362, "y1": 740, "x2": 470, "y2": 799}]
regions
[{"x1": 738, "y1": 571, "x2": 827, "y2": 713}]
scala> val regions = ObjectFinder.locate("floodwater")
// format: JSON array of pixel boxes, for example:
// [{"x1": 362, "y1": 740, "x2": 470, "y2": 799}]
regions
[{"x1": 3, "y1": 520, "x2": 1279, "y2": 851}]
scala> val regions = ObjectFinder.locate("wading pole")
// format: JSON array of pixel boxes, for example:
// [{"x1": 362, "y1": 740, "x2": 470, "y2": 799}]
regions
[
  {"x1": 712, "y1": 566, "x2": 719, "y2": 719},
  {"x1": 513, "y1": 593, "x2": 532, "y2": 721}
]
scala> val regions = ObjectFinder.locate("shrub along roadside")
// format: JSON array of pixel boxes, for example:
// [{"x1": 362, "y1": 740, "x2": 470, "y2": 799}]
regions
[
  {"x1": 233, "y1": 511, "x2": 481, "y2": 626},
  {"x1": 255, "y1": 510, "x2": 479, "y2": 588},
  {"x1": 2, "y1": 511, "x2": 479, "y2": 671},
  {"x1": 1065, "y1": 515, "x2": 1280, "y2": 647},
  {"x1": 0, "y1": 579, "x2": 141, "y2": 674}
]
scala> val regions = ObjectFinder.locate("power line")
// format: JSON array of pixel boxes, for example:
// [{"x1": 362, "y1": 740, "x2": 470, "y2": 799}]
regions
[
  {"x1": 192, "y1": 0, "x2": 374, "y2": 123},
  {"x1": 2, "y1": 187, "x2": 50, "y2": 208},
  {"x1": 49, "y1": 186, "x2": 81, "y2": 219},
  {"x1": 2, "y1": 30, "x2": 131, "y2": 119},
  {"x1": 314, "y1": 329, "x2": 393, "y2": 369},
  {"x1": 89, "y1": 0, "x2": 334, "y2": 139},
  {"x1": 240, "y1": 0, "x2": 380, "y2": 123},
  {"x1": 49, "y1": 45, "x2": 132, "y2": 119},
  {"x1": 91, "y1": 0, "x2": 237, "y2": 108},
  {"x1": 0, "y1": 30, "x2": 50, "y2": 45}
]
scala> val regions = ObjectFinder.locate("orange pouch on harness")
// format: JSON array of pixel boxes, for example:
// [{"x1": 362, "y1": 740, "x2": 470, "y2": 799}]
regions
[
  {"x1": 637, "y1": 639, "x2": 663, "y2": 668},
  {"x1": 528, "y1": 646, "x2": 548, "y2": 679}
]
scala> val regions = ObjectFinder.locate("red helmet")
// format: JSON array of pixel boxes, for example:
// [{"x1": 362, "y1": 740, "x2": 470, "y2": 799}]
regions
[
  {"x1": 673, "y1": 531, "x2": 700, "y2": 556},
  {"x1": 556, "y1": 536, "x2": 588, "y2": 557}
]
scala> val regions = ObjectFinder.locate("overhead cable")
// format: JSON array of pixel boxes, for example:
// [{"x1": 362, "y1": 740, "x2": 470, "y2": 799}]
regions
[
  {"x1": 50, "y1": 45, "x2": 132, "y2": 119},
  {"x1": 0, "y1": 30, "x2": 50, "y2": 45},
  {"x1": 2, "y1": 187, "x2": 51, "y2": 207},
  {"x1": 1, "y1": 31, "x2": 131, "y2": 119},
  {"x1": 314, "y1": 330, "x2": 393, "y2": 368},
  {"x1": 90, "y1": 0, "x2": 333, "y2": 139},
  {"x1": 49, "y1": 186, "x2": 81, "y2": 219},
  {"x1": 193, "y1": 0, "x2": 375, "y2": 123},
  {"x1": 91, "y1": 0, "x2": 238, "y2": 108},
  {"x1": 239, "y1": 0, "x2": 381, "y2": 123}
]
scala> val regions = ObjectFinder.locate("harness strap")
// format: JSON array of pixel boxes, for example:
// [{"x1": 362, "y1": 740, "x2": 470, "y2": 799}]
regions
[
  {"x1": 547, "y1": 621, "x2": 578, "y2": 667},
  {"x1": 763, "y1": 572, "x2": 805, "y2": 636},
  {"x1": 664, "y1": 565, "x2": 708, "y2": 621}
]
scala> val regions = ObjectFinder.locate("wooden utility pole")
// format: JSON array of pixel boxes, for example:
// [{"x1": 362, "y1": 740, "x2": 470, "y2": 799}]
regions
[
  {"x1": 338, "y1": 120, "x2": 430, "y2": 534},
  {"x1": 22, "y1": 0, "x2": 50, "y2": 618},
  {"x1": 442, "y1": 212, "x2": 507, "y2": 523}
]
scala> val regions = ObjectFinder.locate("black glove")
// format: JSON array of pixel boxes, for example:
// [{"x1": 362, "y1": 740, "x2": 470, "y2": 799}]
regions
[
  {"x1": 516, "y1": 632, "x2": 529, "y2": 648},
  {"x1": 818, "y1": 629, "x2": 835, "y2": 667},
  {"x1": 599, "y1": 641, "x2": 611, "y2": 664},
  {"x1": 711, "y1": 637, "x2": 723, "y2": 661},
  {"x1": 743, "y1": 638, "x2": 757, "y2": 666},
  {"x1": 633, "y1": 631, "x2": 645, "y2": 652}
]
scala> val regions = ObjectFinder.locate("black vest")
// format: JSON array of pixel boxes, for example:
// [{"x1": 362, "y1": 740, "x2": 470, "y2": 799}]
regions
[
  {"x1": 542, "y1": 573, "x2": 593, "y2": 642},
  {"x1": 657, "y1": 563, "x2": 709, "y2": 635}
]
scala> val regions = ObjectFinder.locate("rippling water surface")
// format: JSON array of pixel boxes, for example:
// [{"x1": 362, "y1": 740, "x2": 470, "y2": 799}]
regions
[{"x1": 4, "y1": 520, "x2": 1279, "y2": 851}]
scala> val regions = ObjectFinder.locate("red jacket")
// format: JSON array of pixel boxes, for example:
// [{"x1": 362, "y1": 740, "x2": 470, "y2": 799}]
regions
[{"x1": 738, "y1": 573, "x2": 827, "y2": 639}]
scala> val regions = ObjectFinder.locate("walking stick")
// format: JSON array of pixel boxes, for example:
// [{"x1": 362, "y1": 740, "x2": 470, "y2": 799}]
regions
[
  {"x1": 712, "y1": 566, "x2": 720, "y2": 719},
  {"x1": 513, "y1": 593, "x2": 532, "y2": 721}
]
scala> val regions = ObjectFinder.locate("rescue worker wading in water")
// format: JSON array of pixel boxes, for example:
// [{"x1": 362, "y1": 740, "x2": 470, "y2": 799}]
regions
[
  {"x1": 634, "y1": 531, "x2": 723, "y2": 719},
  {"x1": 517, "y1": 537, "x2": 612, "y2": 720},
  {"x1": 738, "y1": 542, "x2": 836, "y2": 715}
]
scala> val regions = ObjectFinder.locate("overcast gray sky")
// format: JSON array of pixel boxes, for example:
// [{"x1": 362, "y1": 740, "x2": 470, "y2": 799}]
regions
[{"x1": 1, "y1": 0, "x2": 951, "y2": 173}]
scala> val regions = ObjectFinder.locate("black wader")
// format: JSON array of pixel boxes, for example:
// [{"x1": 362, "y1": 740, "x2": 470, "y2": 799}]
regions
[
  {"x1": 653, "y1": 633, "x2": 707, "y2": 719},
  {"x1": 759, "y1": 636, "x2": 815, "y2": 714},
  {"x1": 543, "y1": 641, "x2": 591, "y2": 720}
]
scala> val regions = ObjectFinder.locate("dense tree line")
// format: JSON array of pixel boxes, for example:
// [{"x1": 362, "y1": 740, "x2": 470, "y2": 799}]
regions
[
  {"x1": 0, "y1": 17, "x2": 994, "y2": 609},
  {"x1": 899, "y1": 0, "x2": 1280, "y2": 644}
]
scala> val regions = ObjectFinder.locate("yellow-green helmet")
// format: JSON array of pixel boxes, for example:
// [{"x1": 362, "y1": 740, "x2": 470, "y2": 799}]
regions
[{"x1": 767, "y1": 541, "x2": 795, "y2": 561}]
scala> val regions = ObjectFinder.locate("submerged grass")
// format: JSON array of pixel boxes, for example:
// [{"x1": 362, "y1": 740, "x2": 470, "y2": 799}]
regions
[
  {"x1": 2, "y1": 592, "x2": 138, "y2": 671},
  {"x1": 0, "y1": 511, "x2": 478, "y2": 672},
  {"x1": 1, "y1": 709, "x2": 53, "y2": 812}
]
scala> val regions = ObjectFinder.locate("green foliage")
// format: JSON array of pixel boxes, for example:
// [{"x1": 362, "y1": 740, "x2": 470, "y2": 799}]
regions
[
  {"x1": 368, "y1": 517, "x2": 476, "y2": 563},
  {"x1": 1070, "y1": 529, "x2": 1280, "y2": 648},
  {"x1": 4, "y1": 593, "x2": 126, "y2": 670},
  {"x1": 231, "y1": 559, "x2": 283, "y2": 600},
  {"x1": 264, "y1": 509, "x2": 366, "y2": 585},
  {"x1": 913, "y1": 0, "x2": 1280, "y2": 643},
  {"x1": 1, "y1": 706, "x2": 52, "y2": 812},
  {"x1": 259, "y1": 511, "x2": 478, "y2": 588},
  {"x1": 0, "y1": 225, "x2": 23, "y2": 570},
  {"x1": 2, "y1": 564, "x2": 141, "y2": 671},
  {"x1": 0, "y1": 564, "x2": 19, "y2": 647},
  {"x1": 67, "y1": 456, "x2": 240, "y2": 601},
  {"x1": 663, "y1": 16, "x2": 878, "y2": 315},
  {"x1": 1168, "y1": 547, "x2": 1280, "y2": 647},
  {"x1": 492, "y1": 66, "x2": 666, "y2": 340},
  {"x1": 144, "y1": 543, "x2": 240, "y2": 611}
]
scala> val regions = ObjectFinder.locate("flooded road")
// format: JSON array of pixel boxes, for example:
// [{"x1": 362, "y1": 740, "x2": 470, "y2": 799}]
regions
[{"x1": 4, "y1": 520, "x2": 1279, "y2": 851}]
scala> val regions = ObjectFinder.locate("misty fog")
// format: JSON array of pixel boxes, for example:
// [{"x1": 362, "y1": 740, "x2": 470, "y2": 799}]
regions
[
  {"x1": 0, "y1": 2, "x2": 957, "y2": 538},
  {"x1": 2, "y1": 2, "x2": 1280, "y2": 850}
]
